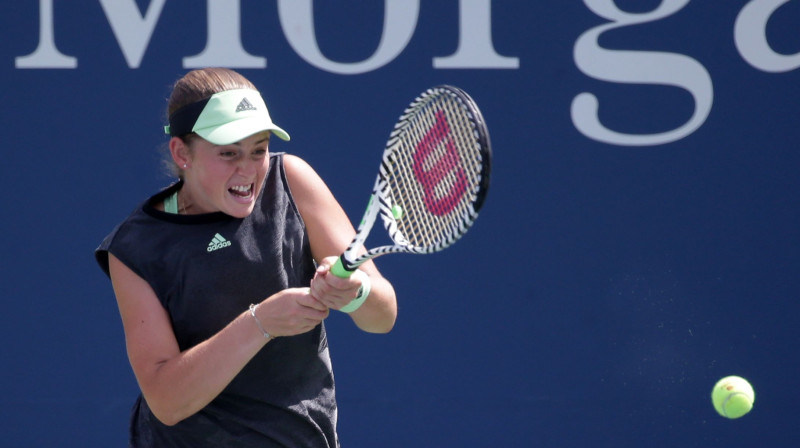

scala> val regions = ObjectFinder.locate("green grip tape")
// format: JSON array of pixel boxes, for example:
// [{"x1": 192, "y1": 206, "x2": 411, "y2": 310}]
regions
[{"x1": 331, "y1": 256, "x2": 355, "y2": 278}]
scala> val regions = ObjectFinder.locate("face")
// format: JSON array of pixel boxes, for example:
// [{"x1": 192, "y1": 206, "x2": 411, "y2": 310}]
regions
[{"x1": 176, "y1": 131, "x2": 271, "y2": 218}]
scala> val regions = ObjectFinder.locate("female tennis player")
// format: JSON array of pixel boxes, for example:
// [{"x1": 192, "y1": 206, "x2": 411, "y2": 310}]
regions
[{"x1": 95, "y1": 67, "x2": 397, "y2": 447}]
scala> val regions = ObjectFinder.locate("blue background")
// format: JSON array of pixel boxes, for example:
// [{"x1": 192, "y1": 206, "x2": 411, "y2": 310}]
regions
[{"x1": 2, "y1": 1, "x2": 798, "y2": 446}]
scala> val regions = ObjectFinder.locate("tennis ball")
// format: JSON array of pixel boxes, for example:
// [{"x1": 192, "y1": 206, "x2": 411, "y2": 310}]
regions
[
  {"x1": 711, "y1": 376, "x2": 755, "y2": 419},
  {"x1": 391, "y1": 204, "x2": 404, "y2": 220}
]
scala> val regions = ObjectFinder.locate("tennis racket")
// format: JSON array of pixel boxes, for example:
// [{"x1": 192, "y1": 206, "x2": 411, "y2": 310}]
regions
[{"x1": 331, "y1": 85, "x2": 492, "y2": 278}]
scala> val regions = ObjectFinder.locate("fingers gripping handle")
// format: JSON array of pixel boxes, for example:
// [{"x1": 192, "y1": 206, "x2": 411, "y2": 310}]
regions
[{"x1": 331, "y1": 256, "x2": 371, "y2": 313}]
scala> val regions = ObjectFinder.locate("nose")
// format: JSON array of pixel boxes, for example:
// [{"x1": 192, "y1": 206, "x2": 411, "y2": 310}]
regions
[{"x1": 237, "y1": 157, "x2": 259, "y2": 176}]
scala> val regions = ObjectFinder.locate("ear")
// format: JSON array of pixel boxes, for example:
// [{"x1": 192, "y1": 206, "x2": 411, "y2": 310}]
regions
[{"x1": 169, "y1": 137, "x2": 192, "y2": 169}]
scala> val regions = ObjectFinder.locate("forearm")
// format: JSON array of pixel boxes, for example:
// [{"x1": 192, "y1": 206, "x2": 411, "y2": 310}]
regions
[
  {"x1": 138, "y1": 307, "x2": 270, "y2": 426},
  {"x1": 349, "y1": 274, "x2": 397, "y2": 333}
]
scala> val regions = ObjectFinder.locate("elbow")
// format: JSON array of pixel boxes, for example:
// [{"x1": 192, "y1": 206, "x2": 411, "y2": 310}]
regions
[
  {"x1": 374, "y1": 316, "x2": 396, "y2": 334},
  {"x1": 364, "y1": 323, "x2": 394, "y2": 334},
  {"x1": 351, "y1": 283, "x2": 398, "y2": 333},
  {"x1": 144, "y1": 395, "x2": 194, "y2": 427},
  {"x1": 156, "y1": 415, "x2": 182, "y2": 428},
  {"x1": 375, "y1": 300, "x2": 398, "y2": 333},
  {"x1": 358, "y1": 322, "x2": 395, "y2": 334},
  {"x1": 149, "y1": 403, "x2": 185, "y2": 427},
  {"x1": 152, "y1": 406, "x2": 193, "y2": 427},
  {"x1": 377, "y1": 325, "x2": 394, "y2": 334},
  {"x1": 137, "y1": 364, "x2": 200, "y2": 426},
  {"x1": 356, "y1": 311, "x2": 397, "y2": 334}
]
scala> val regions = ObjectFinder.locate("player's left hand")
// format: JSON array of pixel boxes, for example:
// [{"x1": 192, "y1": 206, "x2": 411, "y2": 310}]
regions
[{"x1": 309, "y1": 256, "x2": 367, "y2": 311}]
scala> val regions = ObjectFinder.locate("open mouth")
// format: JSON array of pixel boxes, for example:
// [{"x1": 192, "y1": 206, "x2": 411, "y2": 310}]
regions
[{"x1": 229, "y1": 183, "x2": 254, "y2": 199}]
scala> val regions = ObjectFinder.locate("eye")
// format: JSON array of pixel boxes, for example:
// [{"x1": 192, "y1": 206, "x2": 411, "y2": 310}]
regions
[{"x1": 250, "y1": 146, "x2": 268, "y2": 158}]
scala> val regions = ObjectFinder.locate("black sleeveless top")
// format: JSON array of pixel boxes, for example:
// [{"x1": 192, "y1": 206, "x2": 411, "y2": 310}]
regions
[{"x1": 96, "y1": 154, "x2": 339, "y2": 447}]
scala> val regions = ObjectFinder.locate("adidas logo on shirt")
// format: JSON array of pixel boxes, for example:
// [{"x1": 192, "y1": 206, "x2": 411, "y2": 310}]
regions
[
  {"x1": 207, "y1": 233, "x2": 232, "y2": 252},
  {"x1": 235, "y1": 98, "x2": 256, "y2": 113}
]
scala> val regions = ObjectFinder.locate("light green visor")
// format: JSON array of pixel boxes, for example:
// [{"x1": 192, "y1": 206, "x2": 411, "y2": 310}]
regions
[{"x1": 165, "y1": 88, "x2": 290, "y2": 145}]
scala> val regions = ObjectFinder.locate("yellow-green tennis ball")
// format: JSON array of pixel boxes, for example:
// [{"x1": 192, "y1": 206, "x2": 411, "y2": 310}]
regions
[
  {"x1": 712, "y1": 376, "x2": 755, "y2": 419},
  {"x1": 391, "y1": 205, "x2": 404, "y2": 220}
]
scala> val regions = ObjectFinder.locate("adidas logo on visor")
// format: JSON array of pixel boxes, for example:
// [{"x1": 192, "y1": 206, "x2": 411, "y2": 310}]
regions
[
  {"x1": 235, "y1": 98, "x2": 257, "y2": 113},
  {"x1": 208, "y1": 233, "x2": 232, "y2": 252}
]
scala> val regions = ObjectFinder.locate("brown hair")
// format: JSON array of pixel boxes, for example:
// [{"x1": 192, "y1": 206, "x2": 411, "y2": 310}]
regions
[{"x1": 163, "y1": 68, "x2": 258, "y2": 178}]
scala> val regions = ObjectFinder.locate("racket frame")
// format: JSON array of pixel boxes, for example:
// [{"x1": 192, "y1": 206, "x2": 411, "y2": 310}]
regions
[{"x1": 331, "y1": 85, "x2": 491, "y2": 278}]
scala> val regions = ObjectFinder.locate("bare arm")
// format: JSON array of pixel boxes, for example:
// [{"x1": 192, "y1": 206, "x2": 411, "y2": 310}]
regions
[
  {"x1": 283, "y1": 154, "x2": 398, "y2": 333},
  {"x1": 108, "y1": 254, "x2": 328, "y2": 426}
]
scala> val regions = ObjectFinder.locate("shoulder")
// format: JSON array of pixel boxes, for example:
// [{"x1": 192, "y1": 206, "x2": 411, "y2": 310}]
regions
[
  {"x1": 280, "y1": 154, "x2": 342, "y2": 223},
  {"x1": 95, "y1": 183, "x2": 184, "y2": 277},
  {"x1": 282, "y1": 154, "x2": 329, "y2": 198},
  {"x1": 95, "y1": 207, "x2": 149, "y2": 278},
  {"x1": 281, "y1": 153, "x2": 314, "y2": 178}
]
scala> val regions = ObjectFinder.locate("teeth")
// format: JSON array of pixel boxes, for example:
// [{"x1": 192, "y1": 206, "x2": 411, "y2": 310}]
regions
[{"x1": 231, "y1": 185, "x2": 251, "y2": 192}]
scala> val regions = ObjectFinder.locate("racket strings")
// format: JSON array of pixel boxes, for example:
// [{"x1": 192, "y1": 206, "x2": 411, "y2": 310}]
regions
[{"x1": 382, "y1": 91, "x2": 486, "y2": 251}]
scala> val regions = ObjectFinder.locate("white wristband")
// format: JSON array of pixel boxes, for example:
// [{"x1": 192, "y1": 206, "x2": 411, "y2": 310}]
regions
[{"x1": 339, "y1": 271, "x2": 371, "y2": 314}]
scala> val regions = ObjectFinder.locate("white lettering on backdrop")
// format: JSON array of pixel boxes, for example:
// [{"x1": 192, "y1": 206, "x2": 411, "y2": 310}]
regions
[
  {"x1": 572, "y1": 0, "x2": 713, "y2": 146},
  {"x1": 573, "y1": 0, "x2": 797, "y2": 146},
  {"x1": 15, "y1": 0, "x2": 517, "y2": 72},
  {"x1": 277, "y1": 0, "x2": 419, "y2": 74},
  {"x1": 13, "y1": 0, "x2": 796, "y2": 146},
  {"x1": 14, "y1": 0, "x2": 76, "y2": 68},
  {"x1": 734, "y1": 0, "x2": 800, "y2": 73}
]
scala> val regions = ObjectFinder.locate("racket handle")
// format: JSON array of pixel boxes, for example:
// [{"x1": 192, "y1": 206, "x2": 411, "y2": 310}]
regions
[{"x1": 331, "y1": 256, "x2": 355, "y2": 278}]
